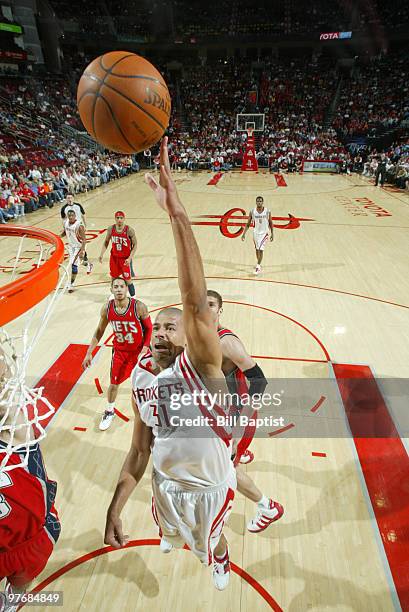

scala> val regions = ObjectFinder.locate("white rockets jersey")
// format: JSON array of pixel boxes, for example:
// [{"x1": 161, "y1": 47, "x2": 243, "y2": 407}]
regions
[
  {"x1": 131, "y1": 350, "x2": 157, "y2": 410},
  {"x1": 64, "y1": 218, "x2": 84, "y2": 248},
  {"x1": 252, "y1": 206, "x2": 270, "y2": 234},
  {"x1": 133, "y1": 349, "x2": 232, "y2": 490}
]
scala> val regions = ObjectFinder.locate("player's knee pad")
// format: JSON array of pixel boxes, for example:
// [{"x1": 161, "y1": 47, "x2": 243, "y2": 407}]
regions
[
  {"x1": 128, "y1": 283, "x2": 135, "y2": 297},
  {"x1": 72, "y1": 263, "x2": 78, "y2": 274}
]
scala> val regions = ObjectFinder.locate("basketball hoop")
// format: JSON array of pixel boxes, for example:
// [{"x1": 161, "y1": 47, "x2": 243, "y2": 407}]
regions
[
  {"x1": 0, "y1": 226, "x2": 67, "y2": 472},
  {"x1": 247, "y1": 128, "x2": 254, "y2": 139}
]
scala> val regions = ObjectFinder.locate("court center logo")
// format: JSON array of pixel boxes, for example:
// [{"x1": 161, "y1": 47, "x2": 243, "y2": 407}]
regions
[{"x1": 191, "y1": 208, "x2": 314, "y2": 238}]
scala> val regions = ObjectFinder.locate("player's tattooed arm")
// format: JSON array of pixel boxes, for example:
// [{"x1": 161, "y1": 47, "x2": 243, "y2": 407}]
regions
[
  {"x1": 82, "y1": 303, "x2": 109, "y2": 368},
  {"x1": 105, "y1": 396, "x2": 152, "y2": 548},
  {"x1": 99, "y1": 225, "x2": 113, "y2": 262},
  {"x1": 241, "y1": 211, "x2": 253, "y2": 240}
]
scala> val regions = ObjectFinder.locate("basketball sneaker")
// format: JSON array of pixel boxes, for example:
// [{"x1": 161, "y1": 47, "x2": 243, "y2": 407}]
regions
[
  {"x1": 68, "y1": 285, "x2": 74, "y2": 293},
  {"x1": 87, "y1": 261, "x2": 94, "y2": 274},
  {"x1": 159, "y1": 537, "x2": 173, "y2": 553},
  {"x1": 212, "y1": 547, "x2": 230, "y2": 591},
  {"x1": 247, "y1": 500, "x2": 284, "y2": 533},
  {"x1": 99, "y1": 410, "x2": 115, "y2": 431},
  {"x1": 254, "y1": 264, "x2": 261, "y2": 275},
  {"x1": 239, "y1": 449, "x2": 254, "y2": 465}
]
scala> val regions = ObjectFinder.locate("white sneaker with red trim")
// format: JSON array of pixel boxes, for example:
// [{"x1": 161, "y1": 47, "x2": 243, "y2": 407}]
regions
[
  {"x1": 239, "y1": 449, "x2": 254, "y2": 465},
  {"x1": 212, "y1": 549, "x2": 230, "y2": 590},
  {"x1": 247, "y1": 500, "x2": 284, "y2": 533}
]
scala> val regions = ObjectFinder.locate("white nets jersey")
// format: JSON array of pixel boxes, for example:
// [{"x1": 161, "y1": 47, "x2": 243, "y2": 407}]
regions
[
  {"x1": 64, "y1": 218, "x2": 84, "y2": 248},
  {"x1": 252, "y1": 206, "x2": 270, "y2": 235},
  {"x1": 133, "y1": 349, "x2": 233, "y2": 490}
]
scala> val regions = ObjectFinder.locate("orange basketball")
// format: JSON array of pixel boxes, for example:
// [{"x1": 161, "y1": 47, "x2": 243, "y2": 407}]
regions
[{"x1": 77, "y1": 51, "x2": 171, "y2": 154}]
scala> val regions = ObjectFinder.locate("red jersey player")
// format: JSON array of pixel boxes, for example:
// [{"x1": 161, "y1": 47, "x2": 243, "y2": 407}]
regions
[
  {"x1": 206, "y1": 289, "x2": 284, "y2": 532},
  {"x1": 0, "y1": 348, "x2": 60, "y2": 606},
  {"x1": 82, "y1": 277, "x2": 152, "y2": 431},
  {"x1": 98, "y1": 211, "x2": 137, "y2": 297}
]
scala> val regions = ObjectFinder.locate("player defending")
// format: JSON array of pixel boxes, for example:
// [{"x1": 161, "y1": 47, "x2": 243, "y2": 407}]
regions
[
  {"x1": 206, "y1": 289, "x2": 284, "y2": 531},
  {"x1": 241, "y1": 196, "x2": 274, "y2": 275},
  {"x1": 0, "y1": 347, "x2": 60, "y2": 607},
  {"x1": 82, "y1": 277, "x2": 152, "y2": 431},
  {"x1": 61, "y1": 194, "x2": 92, "y2": 274},
  {"x1": 104, "y1": 138, "x2": 236, "y2": 590},
  {"x1": 98, "y1": 211, "x2": 137, "y2": 296},
  {"x1": 61, "y1": 209, "x2": 89, "y2": 293}
]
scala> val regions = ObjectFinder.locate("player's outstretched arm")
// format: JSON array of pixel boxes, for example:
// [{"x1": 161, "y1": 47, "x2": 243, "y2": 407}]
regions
[
  {"x1": 99, "y1": 226, "x2": 112, "y2": 263},
  {"x1": 145, "y1": 137, "x2": 221, "y2": 375},
  {"x1": 105, "y1": 397, "x2": 152, "y2": 548},
  {"x1": 241, "y1": 211, "x2": 252, "y2": 241},
  {"x1": 82, "y1": 303, "x2": 109, "y2": 369}
]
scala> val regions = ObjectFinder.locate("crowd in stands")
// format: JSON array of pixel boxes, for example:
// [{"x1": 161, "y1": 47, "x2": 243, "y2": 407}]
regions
[
  {"x1": 0, "y1": 47, "x2": 407, "y2": 224},
  {"x1": 333, "y1": 54, "x2": 409, "y2": 136},
  {"x1": 47, "y1": 0, "x2": 409, "y2": 43},
  {"x1": 170, "y1": 0, "x2": 409, "y2": 41}
]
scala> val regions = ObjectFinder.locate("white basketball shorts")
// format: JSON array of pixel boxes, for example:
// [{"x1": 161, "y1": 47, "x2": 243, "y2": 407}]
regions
[
  {"x1": 68, "y1": 245, "x2": 82, "y2": 266},
  {"x1": 151, "y1": 468, "x2": 236, "y2": 565},
  {"x1": 253, "y1": 232, "x2": 269, "y2": 251}
]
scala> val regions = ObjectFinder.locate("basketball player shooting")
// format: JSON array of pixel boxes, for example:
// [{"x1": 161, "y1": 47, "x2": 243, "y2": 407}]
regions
[
  {"x1": 99, "y1": 212, "x2": 137, "y2": 297},
  {"x1": 61, "y1": 209, "x2": 90, "y2": 292},
  {"x1": 104, "y1": 138, "x2": 236, "y2": 590},
  {"x1": 82, "y1": 277, "x2": 152, "y2": 431},
  {"x1": 241, "y1": 196, "x2": 274, "y2": 275}
]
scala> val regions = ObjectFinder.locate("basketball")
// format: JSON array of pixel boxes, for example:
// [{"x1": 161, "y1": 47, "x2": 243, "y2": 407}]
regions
[{"x1": 76, "y1": 51, "x2": 171, "y2": 154}]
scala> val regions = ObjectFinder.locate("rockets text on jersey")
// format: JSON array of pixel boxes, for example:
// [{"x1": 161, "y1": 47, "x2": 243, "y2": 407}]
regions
[
  {"x1": 138, "y1": 349, "x2": 232, "y2": 489},
  {"x1": 111, "y1": 225, "x2": 131, "y2": 258},
  {"x1": 131, "y1": 350, "x2": 157, "y2": 413},
  {"x1": 107, "y1": 298, "x2": 144, "y2": 352}
]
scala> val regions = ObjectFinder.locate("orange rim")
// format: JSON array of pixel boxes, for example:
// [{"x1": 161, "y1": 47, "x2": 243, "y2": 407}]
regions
[{"x1": 0, "y1": 226, "x2": 65, "y2": 327}]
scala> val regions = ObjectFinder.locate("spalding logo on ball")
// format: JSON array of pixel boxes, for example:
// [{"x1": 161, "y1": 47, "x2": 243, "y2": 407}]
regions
[{"x1": 77, "y1": 51, "x2": 171, "y2": 154}]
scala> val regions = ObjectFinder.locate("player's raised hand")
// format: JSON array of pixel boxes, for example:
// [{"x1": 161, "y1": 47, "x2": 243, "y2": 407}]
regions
[
  {"x1": 104, "y1": 513, "x2": 129, "y2": 549},
  {"x1": 145, "y1": 137, "x2": 183, "y2": 216}
]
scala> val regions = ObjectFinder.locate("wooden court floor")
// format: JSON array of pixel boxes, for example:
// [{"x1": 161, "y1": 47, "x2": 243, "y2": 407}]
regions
[{"x1": 1, "y1": 170, "x2": 409, "y2": 611}]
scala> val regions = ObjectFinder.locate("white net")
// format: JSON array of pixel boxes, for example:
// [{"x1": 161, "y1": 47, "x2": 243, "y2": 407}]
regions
[{"x1": 0, "y1": 231, "x2": 69, "y2": 473}]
